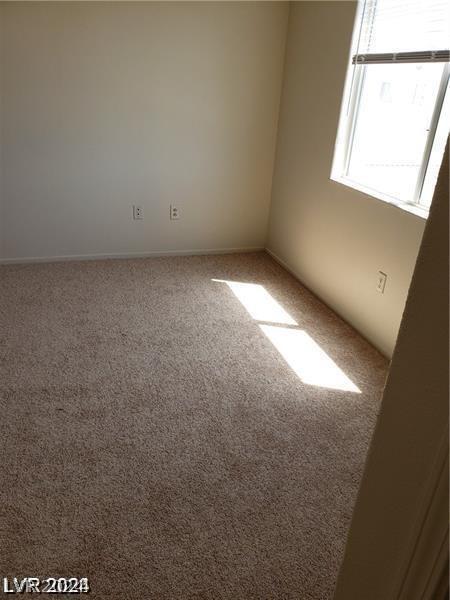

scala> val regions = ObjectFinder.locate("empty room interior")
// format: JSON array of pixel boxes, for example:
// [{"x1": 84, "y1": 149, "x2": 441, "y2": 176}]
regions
[{"x1": 0, "y1": 1, "x2": 448, "y2": 599}]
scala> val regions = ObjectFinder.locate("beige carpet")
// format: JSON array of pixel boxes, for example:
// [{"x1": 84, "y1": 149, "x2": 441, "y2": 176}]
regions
[{"x1": 0, "y1": 252, "x2": 387, "y2": 599}]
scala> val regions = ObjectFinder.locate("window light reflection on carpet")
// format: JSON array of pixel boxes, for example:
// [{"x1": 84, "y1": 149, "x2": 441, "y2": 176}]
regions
[{"x1": 213, "y1": 279, "x2": 361, "y2": 393}]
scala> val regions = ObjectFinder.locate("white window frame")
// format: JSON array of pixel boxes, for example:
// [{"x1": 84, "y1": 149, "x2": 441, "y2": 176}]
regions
[{"x1": 331, "y1": 1, "x2": 450, "y2": 219}]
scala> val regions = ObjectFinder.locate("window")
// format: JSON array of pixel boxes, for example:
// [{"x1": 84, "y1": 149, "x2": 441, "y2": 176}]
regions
[{"x1": 331, "y1": 0, "x2": 450, "y2": 216}]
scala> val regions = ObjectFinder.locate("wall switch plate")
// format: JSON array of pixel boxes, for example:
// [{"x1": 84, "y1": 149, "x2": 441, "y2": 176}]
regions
[
  {"x1": 170, "y1": 205, "x2": 180, "y2": 220},
  {"x1": 133, "y1": 205, "x2": 143, "y2": 220},
  {"x1": 377, "y1": 271, "x2": 387, "y2": 294}
]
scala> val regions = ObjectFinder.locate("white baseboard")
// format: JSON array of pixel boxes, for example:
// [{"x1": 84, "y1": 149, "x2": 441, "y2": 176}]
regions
[
  {"x1": 266, "y1": 246, "x2": 390, "y2": 359},
  {"x1": 0, "y1": 246, "x2": 264, "y2": 265},
  {"x1": 265, "y1": 247, "x2": 302, "y2": 281}
]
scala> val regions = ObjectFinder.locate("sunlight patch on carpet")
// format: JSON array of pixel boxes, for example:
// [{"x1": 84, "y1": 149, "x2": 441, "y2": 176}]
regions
[
  {"x1": 213, "y1": 278, "x2": 360, "y2": 393},
  {"x1": 212, "y1": 279, "x2": 297, "y2": 325},
  {"x1": 260, "y1": 325, "x2": 361, "y2": 393}
]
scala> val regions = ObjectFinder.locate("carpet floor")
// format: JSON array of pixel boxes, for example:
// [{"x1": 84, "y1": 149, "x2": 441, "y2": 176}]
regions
[{"x1": 0, "y1": 252, "x2": 387, "y2": 599}]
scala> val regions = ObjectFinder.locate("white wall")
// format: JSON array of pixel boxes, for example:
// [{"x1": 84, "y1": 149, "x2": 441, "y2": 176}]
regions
[
  {"x1": 267, "y1": 1, "x2": 426, "y2": 357},
  {"x1": 334, "y1": 146, "x2": 449, "y2": 600},
  {"x1": 1, "y1": 1, "x2": 432, "y2": 359},
  {"x1": 0, "y1": 1, "x2": 288, "y2": 260}
]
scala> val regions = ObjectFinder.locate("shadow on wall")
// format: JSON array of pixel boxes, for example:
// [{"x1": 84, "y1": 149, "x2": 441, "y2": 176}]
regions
[{"x1": 212, "y1": 279, "x2": 361, "y2": 394}]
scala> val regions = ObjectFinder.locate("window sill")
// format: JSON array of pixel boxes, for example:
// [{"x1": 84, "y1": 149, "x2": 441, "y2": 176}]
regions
[{"x1": 330, "y1": 174, "x2": 429, "y2": 220}]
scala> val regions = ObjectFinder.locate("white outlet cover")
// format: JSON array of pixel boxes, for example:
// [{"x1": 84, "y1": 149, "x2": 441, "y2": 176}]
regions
[
  {"x1": 377, "y1": 271, "x2": 387, "y2": 293},
  {"x1": 170, "y1": 205, "x2": 180, "y2": 220},
  {"x1": 133, "y1": 206, "x2": 143, "y2": 220}
]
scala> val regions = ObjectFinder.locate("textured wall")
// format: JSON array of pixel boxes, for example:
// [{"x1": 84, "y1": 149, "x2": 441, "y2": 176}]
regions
[
  {"x1": 267, "y1": 1, "x2": 426, "y2": 357},
  {"x1": 0, "y1": 1, "x2": 288, "y2": 260}
]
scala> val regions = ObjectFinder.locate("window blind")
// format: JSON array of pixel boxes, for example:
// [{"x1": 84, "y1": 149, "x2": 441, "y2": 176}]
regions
[{"x1": 353, "y1": 0, "x2": 450, "y2": 64}]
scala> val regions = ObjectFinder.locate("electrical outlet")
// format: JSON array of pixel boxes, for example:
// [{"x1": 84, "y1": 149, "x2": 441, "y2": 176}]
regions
[
  {"x1": 133, "y1": 205, "x2": 143, "y2": 220},
  {"x1": 170, "y1": 205, "x2": 180, "y2": 220},
  {"x1": 377, "y1": 271, "x2": 387, "y2": 294}
]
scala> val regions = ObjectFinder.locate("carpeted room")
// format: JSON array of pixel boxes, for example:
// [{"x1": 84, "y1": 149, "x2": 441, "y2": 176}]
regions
[
  {"x1": 1, "y1": 253, "x2": 387, "y2": 598},
  {"x1": 0, "y1": 2, "x2": 448, "y2": 599}
]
